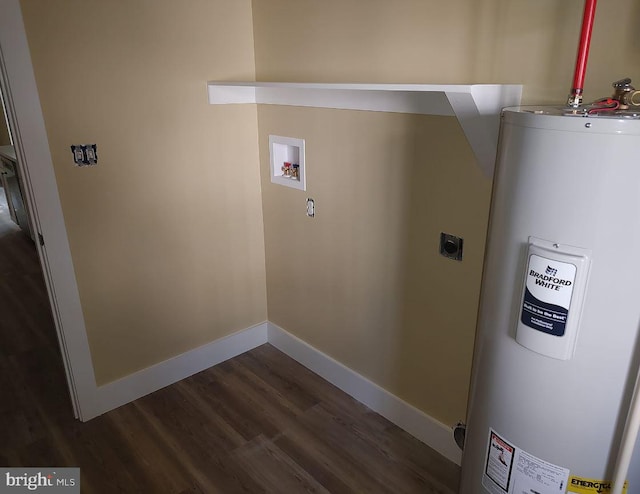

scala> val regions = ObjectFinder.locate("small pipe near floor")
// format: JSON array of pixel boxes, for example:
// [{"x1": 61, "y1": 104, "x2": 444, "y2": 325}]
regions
[{"x1": 611, "y1": 364, "x2": 640, "y2": 494}]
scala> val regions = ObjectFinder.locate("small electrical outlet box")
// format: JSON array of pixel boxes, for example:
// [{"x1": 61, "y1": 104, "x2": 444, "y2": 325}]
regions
[
  {"x1": 70, "y1": 144, "x2": 98, "y2": 166},
  {"x1": 440, "y1": 232, "x2": 463, "y2": 261},
  {"x1": 306, "y1": 198, "x2": 315, "y2": 217}
]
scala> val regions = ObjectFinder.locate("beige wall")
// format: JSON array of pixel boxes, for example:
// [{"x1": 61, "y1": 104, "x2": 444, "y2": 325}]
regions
[
  {"x1": 21, "y1": 0, "x2": 267, "y2": 385},
  {"x1": 252, "y1": 0, "x2": 640, "y2": 105},
  {"x1": 253, "y1": 0, "x2": 640, "y2": 426},
  {"x1": 259, "y1": 107, "x2": 487, "y2": 424}
]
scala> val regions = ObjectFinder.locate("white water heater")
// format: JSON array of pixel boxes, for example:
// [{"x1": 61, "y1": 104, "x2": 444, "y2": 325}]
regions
[{"x1": 460, "y1": 107, "x2": 640, "y2": 493}]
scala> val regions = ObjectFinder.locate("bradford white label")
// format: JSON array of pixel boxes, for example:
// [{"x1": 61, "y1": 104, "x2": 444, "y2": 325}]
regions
[{"x1": 521, "y1": 254, "x2": 577, "y2": 337}]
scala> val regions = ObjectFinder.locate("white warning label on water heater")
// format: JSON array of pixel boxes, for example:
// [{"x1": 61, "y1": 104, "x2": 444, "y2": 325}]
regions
[
  {"x1": 482, "y1": 428, "x2": 570, "y2": 494},
  {"x1": 512, "y1": 449, "x2": 570, "y2": 494},
  {"x1": 520, "y1": 254, "x2": 577, "y2": 337},
  {"x1": 484, "y1": 430, "x2": 515, "y2": 492}
]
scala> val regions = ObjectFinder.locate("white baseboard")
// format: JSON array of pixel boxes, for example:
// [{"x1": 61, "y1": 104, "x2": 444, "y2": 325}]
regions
[
  {"x1": 92, "y1": 322, "x2": 269, "y2": 419},
  {"x1": 88, "y1": 319, "x2": 461, "y2": 465},
  {"x1": 267, "y1": 322, "x2": 462, "y2": 465}
]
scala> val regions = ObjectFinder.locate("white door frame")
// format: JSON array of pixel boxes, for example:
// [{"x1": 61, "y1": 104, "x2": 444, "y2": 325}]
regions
[{"x1": 0, "y1": 0, "x2": 98, "y2": 420}]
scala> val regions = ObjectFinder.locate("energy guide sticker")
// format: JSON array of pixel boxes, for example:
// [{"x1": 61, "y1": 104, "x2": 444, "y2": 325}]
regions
[
  {"x1": 567, "y1": 476, "x2": 628, "y2": 494},
  {"x1": 482, "y1": 429, "x2": 570, "y2": 494}
]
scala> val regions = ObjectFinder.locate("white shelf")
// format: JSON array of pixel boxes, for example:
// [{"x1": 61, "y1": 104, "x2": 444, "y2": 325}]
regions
[{"x1": 207, "y1": 82, "x2": 522, "y2": 176}]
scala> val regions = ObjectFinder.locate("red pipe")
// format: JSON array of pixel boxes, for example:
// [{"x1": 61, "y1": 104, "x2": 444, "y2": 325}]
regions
[{"x1": 568, "y1": 0, "x2": 598, "y2": 107}]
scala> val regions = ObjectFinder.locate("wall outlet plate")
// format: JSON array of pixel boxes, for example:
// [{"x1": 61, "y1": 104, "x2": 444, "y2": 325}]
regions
[
  {"x1": 70, "y1": 144, "x2": 98, "y2": 166},
  {"x1": 440, "y1": 232, "x2": 463, "y2": 261}
]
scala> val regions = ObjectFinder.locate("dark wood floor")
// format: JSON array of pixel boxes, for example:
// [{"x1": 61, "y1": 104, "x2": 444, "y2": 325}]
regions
[{"x1": 0, "y1": 187, "x2": 460, "y2": 494}]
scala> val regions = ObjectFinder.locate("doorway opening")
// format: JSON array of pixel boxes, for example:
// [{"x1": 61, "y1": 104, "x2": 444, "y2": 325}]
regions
[
  {"x1": 0, "y1": 84, "x2": 77, "y2": 421},
  {"x1": 0, "y1": 0, "x2": 98, "y2": 421}
]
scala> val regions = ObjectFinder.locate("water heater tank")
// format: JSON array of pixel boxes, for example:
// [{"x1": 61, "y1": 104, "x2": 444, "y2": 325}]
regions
[{"x1": 459, "y1": 107, "x2": 640, "y2": 493}]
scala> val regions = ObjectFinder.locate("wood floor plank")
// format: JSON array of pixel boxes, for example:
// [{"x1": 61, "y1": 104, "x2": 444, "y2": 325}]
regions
[
  {"x1": 233, "y1": 434, "x2": 331, "y2": 494},
  {"x1": 193, "y1": 367, "x2": 282, "y2": 441},
  {"x1": 273, "y1": 434, "x2": 356, "y2": 494},
  {"x1": 304, "y1": 403, "x2": 454, "y2": 494},
  {"x1": 62, "y1": 417, "x2": 152, "y2": 494},
  {"x1": 209, "y1": 361, "x2": 307, "y2": 438},
  {"x1": 133, "y1": 396, "x2": 266, "y2": 494},
  {"x1": 233, "y1": 349, "x2": 321, "y2": 412},
  {"x1": 174, "y1": 381, "x2": 248, "y2": 450},
  {"x1": 104, "y1": 405, "x2": 196, "y2": 493},
  {"x1": 243, "y1": 344, "x2": 390, "y2": 434},
  {"x1": 274, "y1": 426, "x2": 389, "y2": 494}
]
